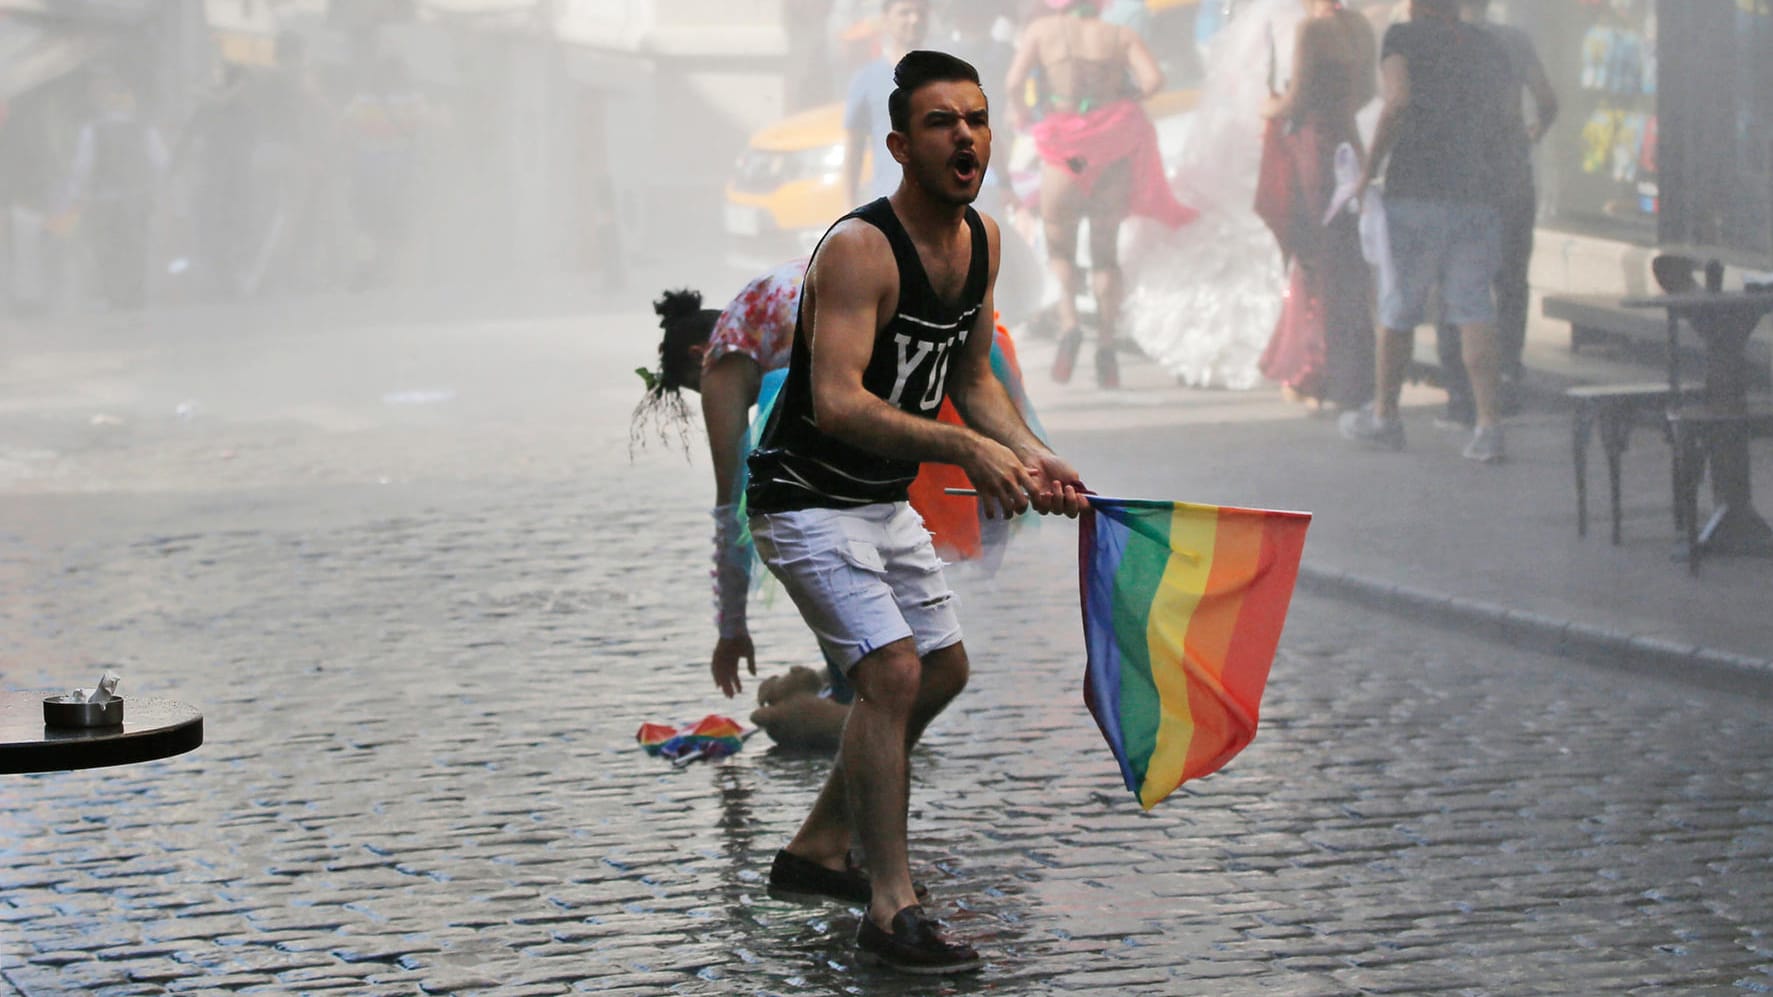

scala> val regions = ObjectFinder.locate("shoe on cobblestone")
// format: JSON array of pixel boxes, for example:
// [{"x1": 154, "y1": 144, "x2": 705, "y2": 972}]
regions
[
  {"x1": 1339, "y1": 404, "x2": 1405, "y2": 451},
  {"x1": 856, "y1": 905, "x2": 982, "y2": 975},
  {"x1": 1463, "y1": 424, "x2": 1506, "y2": 463},
  {"x1": 767, "y1": 850, "x2": 926, "y2": 905}
]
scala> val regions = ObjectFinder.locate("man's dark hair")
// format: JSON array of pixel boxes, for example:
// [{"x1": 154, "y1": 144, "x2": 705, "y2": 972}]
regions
[
  {"x1": 1415, "y1": 0, "x2": 1460, "y2": 17},
  {"x1": 887, "y1": 50, "x2": 982, "y2": 134}
]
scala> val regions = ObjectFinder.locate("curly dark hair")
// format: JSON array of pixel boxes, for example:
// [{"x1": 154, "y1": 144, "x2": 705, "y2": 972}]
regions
[{"x1": 629, "y1": 288, "x2": 721, "y2": 458}]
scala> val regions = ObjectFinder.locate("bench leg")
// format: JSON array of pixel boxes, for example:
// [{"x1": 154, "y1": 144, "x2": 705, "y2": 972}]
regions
[
  {"x1": 1673, "y1": 426, "x2": 1706, "y2": 575},
  {"x1": 1573, "y1": 403, "x2": 1593, "y2": 538},
  {"x1": 1662, "y1": 411, "x2": 1684, "y2": 531},
  {"x1": 1598, "y1": 409, "x2": 1633, "y2": 546}
]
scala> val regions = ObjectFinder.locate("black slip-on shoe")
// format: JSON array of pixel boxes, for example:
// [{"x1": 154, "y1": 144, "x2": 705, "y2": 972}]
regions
[
  {"x1": 855, "y1": 904, "x2": 982, "y2": 975},
  {"x1": 766, "y1": 850, "x2": 927, "y2": 905}
]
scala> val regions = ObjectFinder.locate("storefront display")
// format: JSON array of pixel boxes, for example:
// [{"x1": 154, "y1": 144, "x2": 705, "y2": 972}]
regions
[
  {"x1": 1657, "y1": 0, "x2": 1773, "y2": 266},
  {"x1": 1534, "y1": 0, "x2": 1660, "y2": 243}
]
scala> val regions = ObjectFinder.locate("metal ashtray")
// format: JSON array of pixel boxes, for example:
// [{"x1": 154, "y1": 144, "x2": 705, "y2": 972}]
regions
[{"x1": 44, "y1": 693, "x2": 125, "y2": 728}]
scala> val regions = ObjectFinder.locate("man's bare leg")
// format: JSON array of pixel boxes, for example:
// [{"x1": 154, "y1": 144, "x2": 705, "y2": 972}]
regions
[
  {"x1": 780, "y1": 640, "x2": 967, "y2": 882},
  {"x1": 1458, "y1": 320, "x2": 1502, "y2": 428},
  {"x1": 843, "y1": 639, "x2": 969, "y2": 929},
  {"x1": 1375, "y1": 325, "x2": 1415, "y2": 420},
  {"x1": 781, "y1": 755, "x2": 854, "y2": 870}
]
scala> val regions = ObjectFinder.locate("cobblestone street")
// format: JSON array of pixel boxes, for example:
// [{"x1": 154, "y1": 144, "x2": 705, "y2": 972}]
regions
[{"x1": 3, "y1": 308, "x2": 1771, "y2": 994}]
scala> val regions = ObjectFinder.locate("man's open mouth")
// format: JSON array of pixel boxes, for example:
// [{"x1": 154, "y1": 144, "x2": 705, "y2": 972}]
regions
[{"x1": 951, "y1": 151, "x2": 980, "y2": 182}]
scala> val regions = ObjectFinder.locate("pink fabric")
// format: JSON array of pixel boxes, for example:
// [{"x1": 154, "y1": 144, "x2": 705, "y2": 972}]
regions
[
  {"x1": 1257, "y1": 119, "x2": 1373, "y2": 408},
  {"x1": 1029, "y1": 100, "x2": 1198, "y2": 229}
]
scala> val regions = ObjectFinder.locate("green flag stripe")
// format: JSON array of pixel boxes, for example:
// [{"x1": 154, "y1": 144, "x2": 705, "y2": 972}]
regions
[{"x1": 1108, "y1": 504, "x2": 1173, "y2": 788}]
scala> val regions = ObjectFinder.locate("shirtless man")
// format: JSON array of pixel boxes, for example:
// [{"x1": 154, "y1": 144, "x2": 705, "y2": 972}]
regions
[
  {"x1": 1006, "y1": 0, "x2": 1195, "y2": 388},
  {"x1": 747, "y1": 50, "x2": 1088, "y2": 973}
]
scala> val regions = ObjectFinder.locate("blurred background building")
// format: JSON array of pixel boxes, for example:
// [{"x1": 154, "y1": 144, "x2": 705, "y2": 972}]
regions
[{"x1": 0, "y1": 0, "x2": 1766, "y2": 314}]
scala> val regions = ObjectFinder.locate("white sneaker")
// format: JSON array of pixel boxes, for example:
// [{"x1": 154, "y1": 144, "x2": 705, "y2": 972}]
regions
[
  {"x1": 1463, "y1": 425, "x2": 1505, "y2": 463},
  {"x1": 1339, "y1": 404, "x2": 1405, "y2": 451}
]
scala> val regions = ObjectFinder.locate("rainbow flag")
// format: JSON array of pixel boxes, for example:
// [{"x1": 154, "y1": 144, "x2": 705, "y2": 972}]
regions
[
  {"x1": 1080, "y1": 497, "x2": 1310, "y2": 809},
  {"x1": 636, "y1": 714, "x2": 748, "y2": 763}
]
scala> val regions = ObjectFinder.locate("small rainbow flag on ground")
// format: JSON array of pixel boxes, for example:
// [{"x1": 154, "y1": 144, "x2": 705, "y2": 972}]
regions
[
  {"x1": 636, "y1": 714, "x2": 748, "y2": 764},
  {"x1": 1079, "y1": 497, "x2": 1310, "y2": 810}
]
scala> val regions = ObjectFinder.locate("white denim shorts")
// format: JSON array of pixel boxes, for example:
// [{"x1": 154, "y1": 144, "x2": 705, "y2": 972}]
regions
[{"x1": 749, "y1": 502, "x2": 961, "y2": 673}]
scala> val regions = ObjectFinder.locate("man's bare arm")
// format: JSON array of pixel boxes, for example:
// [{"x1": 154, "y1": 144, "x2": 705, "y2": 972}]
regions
[{"x1": 1360, "y1": 52, "x2": 1410, "y2": 189}]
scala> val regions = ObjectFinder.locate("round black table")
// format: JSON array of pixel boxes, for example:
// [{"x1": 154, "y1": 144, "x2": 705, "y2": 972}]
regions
[
  {"x1": 1621, "y1": 290, "x2": 1773, "y2": 557},
  {"x1": 1, "y1": 693, "x2": 203, "y2": 774}
]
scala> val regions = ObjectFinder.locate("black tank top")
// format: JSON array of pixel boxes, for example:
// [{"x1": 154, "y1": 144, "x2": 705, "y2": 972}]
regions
[{"x1": 747, "y1": 198, "x2": 989, "y2": 513}]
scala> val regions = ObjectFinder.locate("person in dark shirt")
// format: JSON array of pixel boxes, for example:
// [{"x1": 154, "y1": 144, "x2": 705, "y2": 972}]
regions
[
  {"x1": 1341, "y1": 0, "x2": 1515, "y2": 462},
  {"x1": 748, "y1": 50, "x2": 1087, "y2": 974},
  {"x1": 1433, "y1": 0, "x2": 1559, "y2": 426}
]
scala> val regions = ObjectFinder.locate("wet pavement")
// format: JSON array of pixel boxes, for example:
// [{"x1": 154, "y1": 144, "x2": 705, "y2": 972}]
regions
[{"x1": 2, "y1": 304, "x2": 1772, "y2": 994}]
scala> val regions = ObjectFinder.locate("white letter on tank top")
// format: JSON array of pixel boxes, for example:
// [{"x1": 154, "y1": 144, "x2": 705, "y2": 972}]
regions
[
  {"x1": 918, "y1": 339, "x2": 953, "y2": 411},
  {"x1": 887, "y1": 334, "x2": 935, "y2": 407}
]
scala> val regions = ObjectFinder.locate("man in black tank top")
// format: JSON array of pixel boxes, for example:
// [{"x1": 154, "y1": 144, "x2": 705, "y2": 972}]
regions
[{"x1": 747, "y1": 51, "x2": 1088, "y2": 974}]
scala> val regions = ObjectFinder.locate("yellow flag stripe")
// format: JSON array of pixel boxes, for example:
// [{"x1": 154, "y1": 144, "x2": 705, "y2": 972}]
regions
[{"x1": 1139, "y1": 504, "x2": 1220, "y2": 808}]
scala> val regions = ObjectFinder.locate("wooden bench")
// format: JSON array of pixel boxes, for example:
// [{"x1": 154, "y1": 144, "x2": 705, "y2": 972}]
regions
[
  {"x1": 1544, "y1": 293, "x2": 1673, "y2": 354},
  {"x1": 1544, "y1": 293, "x2": 1773, "y2": 378}
]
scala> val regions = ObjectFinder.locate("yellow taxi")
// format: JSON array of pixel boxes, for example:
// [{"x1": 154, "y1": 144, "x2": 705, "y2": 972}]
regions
[{"x1": 723, "y1": 0, "x2": 1202, "y2": 269}]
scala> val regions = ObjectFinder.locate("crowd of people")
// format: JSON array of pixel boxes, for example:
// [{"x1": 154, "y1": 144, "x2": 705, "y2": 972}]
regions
[
  {"x1": 770, "y1": 0, "x2": 1557, "y2": 461},
  {"x1": 1, "y1": 36, "x2": 440, "y2": 314}
]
